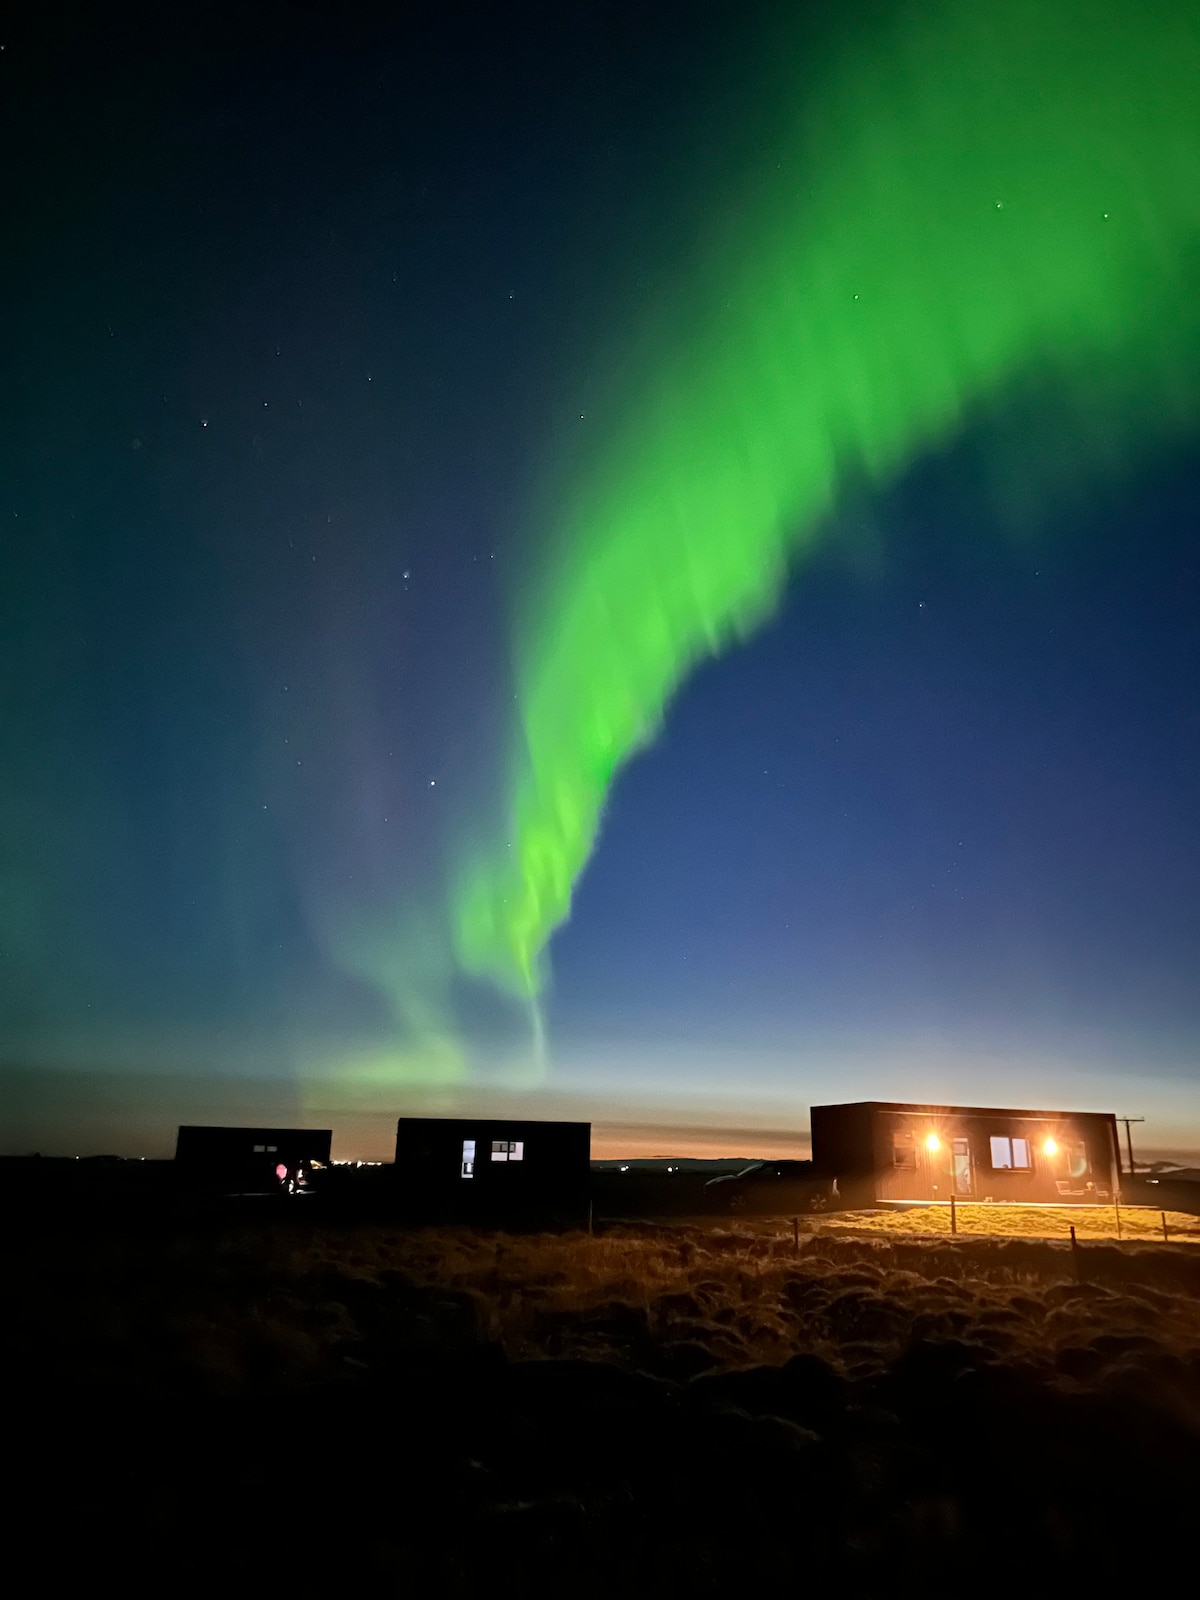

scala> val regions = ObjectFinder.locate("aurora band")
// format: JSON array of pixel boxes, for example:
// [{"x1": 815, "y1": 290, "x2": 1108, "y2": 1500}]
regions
[{"x1": 452, "y1": 0, "x2": 1200, "y2": 1004}]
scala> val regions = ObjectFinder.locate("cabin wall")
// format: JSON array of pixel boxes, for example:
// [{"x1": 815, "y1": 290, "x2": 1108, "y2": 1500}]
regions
[
  {"x1": 173, "y1": 1125, "x2": 332, "y2": 1192},
  {"x1": 811, "y1": 1103, "x2": 1120, "y2": 1207},
  {"x1": 810, "y1": 1104, "x2": 877, "y2": 1208},
  {"x1": 394, "y1": 1117, "x2": 591, "y2": 1224},
  {"x1": 872, "y1": 1109, "x2": 1117, "y2": 1204}
]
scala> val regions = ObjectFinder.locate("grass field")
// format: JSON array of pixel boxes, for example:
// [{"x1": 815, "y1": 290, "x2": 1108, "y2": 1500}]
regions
[
  {"x1": 10, "y1": 1215, "x2": 1200, "y2": 1587},
  {"x1": 271, "y1": 1215, "x2": 1200, "y2": 1380}
]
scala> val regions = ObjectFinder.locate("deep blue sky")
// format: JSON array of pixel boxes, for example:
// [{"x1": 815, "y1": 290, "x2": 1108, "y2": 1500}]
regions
[{"x1": 3, "y1": 1, "x2": 1198, "y2": 1157}]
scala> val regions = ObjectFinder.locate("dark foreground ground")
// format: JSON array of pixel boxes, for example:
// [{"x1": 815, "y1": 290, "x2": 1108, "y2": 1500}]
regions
[{"x1": 7, "y1": 1212, "x2": 1200, "y2": 1592}]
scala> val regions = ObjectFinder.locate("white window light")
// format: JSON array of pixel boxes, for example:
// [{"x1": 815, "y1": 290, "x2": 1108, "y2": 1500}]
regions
[
  {"x1": 989, "y1": 1135, "x2": 1032, "y2": 1170},
  {"x1": 491, "y1": 1140, "x2": 524, "y2": 1162},
  {"x1": 461, "y1": 1138, "x2": 476, "y2": 1179}
]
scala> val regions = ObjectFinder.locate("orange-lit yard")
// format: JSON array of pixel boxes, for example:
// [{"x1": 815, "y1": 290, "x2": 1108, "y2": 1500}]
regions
[{"x1": 807, "y1": 1201, "x2": 1200, "y2": 1243}]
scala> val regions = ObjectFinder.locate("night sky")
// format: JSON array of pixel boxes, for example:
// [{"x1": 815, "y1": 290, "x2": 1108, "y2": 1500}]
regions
[{"x1": 4, "y1": 0, "x2": 1199, "y2": 1159}]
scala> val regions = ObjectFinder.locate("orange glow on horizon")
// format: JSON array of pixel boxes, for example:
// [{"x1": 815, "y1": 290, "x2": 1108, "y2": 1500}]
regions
[{"x1": 589, "y1": 1124, "x2": 811, "y2": 1162}]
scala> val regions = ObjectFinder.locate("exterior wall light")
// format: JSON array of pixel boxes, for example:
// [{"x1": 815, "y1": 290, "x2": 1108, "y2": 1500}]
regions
[
  {"x1": 925, "y1": 1133, "x2": 941, "y2": 1152},
  {"x1": 1043, "y1": 1137, "x2": 1058, "y2": 1156}
]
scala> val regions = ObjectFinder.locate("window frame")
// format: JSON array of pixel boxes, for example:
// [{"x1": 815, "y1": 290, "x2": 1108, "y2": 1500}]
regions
[
  {"x1": 892, "y1": 1130, "x2": 917, "y2": 1170},
  {"x1": 988, "y1": 1134, "x2": 1033, "y2": 1171}
]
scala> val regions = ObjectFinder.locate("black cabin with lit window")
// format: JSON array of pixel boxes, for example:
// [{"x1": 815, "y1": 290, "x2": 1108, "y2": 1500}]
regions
[
  {"x1": 393, "y1": 1116, "x2": 591, "y2": 1226},
  {"x1": 173, "y1": 1125, "x2": 332, "y2": 1192},
  {"x1": 810, "y1": 1101, "x2": 1121, "y2": 1208}
]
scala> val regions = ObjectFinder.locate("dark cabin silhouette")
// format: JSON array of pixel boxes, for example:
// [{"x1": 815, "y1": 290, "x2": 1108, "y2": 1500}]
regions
[
  {"x1": 394, "y1": 1116, "x2": 591, "y2": 1226},
  {"x1": 174, "y1": 1125, "x2": 332, "y2": 1193}
]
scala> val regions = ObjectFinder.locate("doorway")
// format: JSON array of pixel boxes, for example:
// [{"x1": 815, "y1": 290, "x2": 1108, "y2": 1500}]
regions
[{"x1": 952, "y1": 1138, "x2": 973, "y2": 1196}]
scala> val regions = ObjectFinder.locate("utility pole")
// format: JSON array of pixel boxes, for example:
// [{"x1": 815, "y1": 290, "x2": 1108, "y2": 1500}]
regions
[{"x1": 1117, "y1": 1116, "x2": 1145, "y2": 1179}]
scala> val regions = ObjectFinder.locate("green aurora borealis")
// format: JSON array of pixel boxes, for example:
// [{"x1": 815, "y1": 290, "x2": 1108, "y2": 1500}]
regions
[
  {"x1": 451, "y1": 0, "x2": 1200, "y2": 1009},
  {"x1": 6, "y1": 0, "x2": 1200, "y2": 1155}
]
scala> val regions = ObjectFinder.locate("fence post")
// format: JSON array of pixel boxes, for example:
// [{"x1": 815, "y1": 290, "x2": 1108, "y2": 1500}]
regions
[
  {"x1": 1114, "y1": 1193, "x2": 1122, "y2": 1240},
  {"x1": 1162, "y1": 1210, "x2": 1169, "y2": 1243},
  {"x1": 792, "y1": 1215, "x2": 799, "y2": 1255},
  {"x1": 950, "y1": 1194, "x2": 957, "y2": 1235},
  {"x1": 1070, "y1": 1223, "x2": 1082, "y2": 1282}
]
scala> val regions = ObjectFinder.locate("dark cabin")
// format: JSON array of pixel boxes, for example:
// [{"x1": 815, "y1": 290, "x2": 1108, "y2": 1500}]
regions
[
  {"x1": 810, "y1": 1101, "x2": 1121, "y2": 1208},
  {"x1": 174, "y1": 1125, "x2": 332, "y2": 1193},
  {"x1": 394, "y1": 1116, "x2": 591, "y2": 1227}
]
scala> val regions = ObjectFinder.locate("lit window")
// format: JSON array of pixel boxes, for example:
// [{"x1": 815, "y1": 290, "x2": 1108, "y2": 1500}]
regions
[
  {"x1": 893, "y1": 1132, "x2": 916, "y2": 1169},
  {"x1": 253, "y1": 1144, "x2": 265, "y2": 1153},
  {"x1": 461, "y1": 1139, "x2": 475, "y2": 1179},
  {"x1": 267, "y1": 1144, "x2": 277, "y2": 1153},
  {"x1": 1067, "y1": 1142, "x2": 1089, "y2": 1179},
  {"x1": 491, "y1": 1140, "x2": 524, "y2": 1162},
  {"x1": 989, "y1": 1135, "x2": 1032, "y2": 1170}
]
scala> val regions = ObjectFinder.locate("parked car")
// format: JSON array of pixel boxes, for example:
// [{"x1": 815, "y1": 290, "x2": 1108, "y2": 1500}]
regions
[{"x1": 705, "y1": 1159, "x2": 837, "y2": 1215}]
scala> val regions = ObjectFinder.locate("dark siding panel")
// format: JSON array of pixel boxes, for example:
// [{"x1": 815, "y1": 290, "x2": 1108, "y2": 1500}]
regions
[{"x1": 811, "y1": 1104, "x2": 877, "y2": 1207}]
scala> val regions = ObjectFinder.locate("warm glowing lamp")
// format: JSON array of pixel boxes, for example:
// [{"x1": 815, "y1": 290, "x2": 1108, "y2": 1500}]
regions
[
  {"x1": 1043, "y1": 1137, "x2": 1058, "y2": 1156},
  {"x1": 925, "y1": 1133, "x2": 941, "y2": 1152}
]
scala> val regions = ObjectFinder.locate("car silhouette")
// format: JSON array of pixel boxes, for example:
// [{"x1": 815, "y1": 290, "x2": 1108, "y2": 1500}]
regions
[{"x1": 705, "y1": 1159, "x2": 837, "y2": 1215}]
